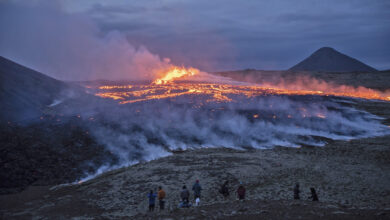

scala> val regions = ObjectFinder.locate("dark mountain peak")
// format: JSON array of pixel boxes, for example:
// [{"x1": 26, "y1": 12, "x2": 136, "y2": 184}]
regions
[
  {"x1": 316, "y1": 46, "x2": 336, "y2": 52},
  {"x1": 0, "y1": 56, "x2": 68, "y2": 122},
  {"x1": 289, "y1": 47, "x2": 377, "y2": 72},
  {"x1": 311, "y1": 47, "x2": 345, "y2": 58}
]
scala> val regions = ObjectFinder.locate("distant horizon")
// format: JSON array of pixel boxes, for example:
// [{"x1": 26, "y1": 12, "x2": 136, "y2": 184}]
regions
[
  {"x1": 1, "y1": 42, "x2": 388, "y2": 75},
  {"x1": 1, "y1": 50, "x2": 388, "y2": 84}
]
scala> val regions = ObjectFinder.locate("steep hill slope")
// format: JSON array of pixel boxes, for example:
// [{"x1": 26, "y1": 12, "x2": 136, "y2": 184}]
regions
[
  {"x1": 0, "y1": 57, "x2": 118, "y2": 193},
  {"x1": 0, "y1": 56, "x2": 70, "y2": 122}
]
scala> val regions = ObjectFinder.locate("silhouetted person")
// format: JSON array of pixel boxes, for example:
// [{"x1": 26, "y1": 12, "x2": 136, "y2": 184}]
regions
[
  {"x1": 309, "y1": 187, "x2": 319, "y2": 201},
  {"x1": 147, "y1": 190, "x2": 157, "y2": 211},
  {"x1": 192, "y1": 180, "x2": 202, "y2": 200},
  {"x1": 237, "y1": 183, "x2": 246, "y2": 200},
  {"x1": 158, "y1": 186, "x2": 166, "y2": 210},
  {"x1": 180, "y1": 185, "x2": 190, "y2": 204},
  {"x1": 294, "y1": 183, "x2": 300, "y2": 200},
  {"x1": 219, "y1": 180, "x2": 230, "y2": 198}
]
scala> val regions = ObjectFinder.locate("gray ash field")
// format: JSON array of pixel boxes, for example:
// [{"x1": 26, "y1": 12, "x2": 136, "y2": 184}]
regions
[{"x1": 1, "y1": 68, "x2": 390, "y2": 219}]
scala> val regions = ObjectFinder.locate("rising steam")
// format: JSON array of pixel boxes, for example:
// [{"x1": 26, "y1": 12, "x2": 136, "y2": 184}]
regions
[
  {"x1": 75, "y1": 83, "x2": 389, "y2": 181},
  {"x1": 0, "y1": 1, "x2": 176, "y2": 81}
]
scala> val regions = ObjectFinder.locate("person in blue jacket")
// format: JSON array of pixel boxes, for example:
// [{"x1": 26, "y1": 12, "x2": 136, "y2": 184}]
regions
[{"x1": 147, "y1": 190, "x2": 157, "y2": 211}]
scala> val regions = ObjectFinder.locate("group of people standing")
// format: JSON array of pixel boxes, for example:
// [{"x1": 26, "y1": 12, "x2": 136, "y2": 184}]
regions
[
  {"x1": 147, "y1": 181, "x2": 318, "y2": 211},
  {"x1": 180, "y1": 180, "x2": 202, "y2": 207},
  {"x1": 293, "y1": 183, "x2": 319, "y2": 201},
  {"x1": 147, "y1": 186, "x2": 166, "y2": 211},
  {"x1": 219, "y1": 181, "x2": 246, "y2": 200},
  {"x1": 147, "y1": 180, "x2": 247, "y2": 212},
  {"x1": 146, "y1": 180, "x2": 203, "y2": 212}
]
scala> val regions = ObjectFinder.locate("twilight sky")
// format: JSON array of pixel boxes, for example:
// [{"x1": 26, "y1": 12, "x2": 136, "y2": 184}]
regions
[{"x1": 0, "y1": 0, "x2": 389, "y2": 80}]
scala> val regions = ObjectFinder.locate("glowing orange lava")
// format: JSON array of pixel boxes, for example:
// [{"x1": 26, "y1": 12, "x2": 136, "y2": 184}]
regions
[
  {"x1": 153, "y1": 66, "x2": 200, "y2": 84},
  {"x1": 95, "y1": 82, "x2": 390, "y2": 104},
  {"x1": 93, "y1": 67, "x2": 390, "y2": 104}
]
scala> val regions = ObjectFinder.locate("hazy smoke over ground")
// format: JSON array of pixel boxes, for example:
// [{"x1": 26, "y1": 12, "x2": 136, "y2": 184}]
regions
[
  {"x1": 0, "y1": 1, "x2": 171, "y2": 81},
  {"x1": 77, "y1": 93, "x2": 389, "y2": 177}
]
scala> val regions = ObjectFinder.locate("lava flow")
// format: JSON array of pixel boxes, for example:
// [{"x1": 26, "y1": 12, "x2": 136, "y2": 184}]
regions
[
  {"x1": 94, "y1": 66, "x2": 390, "y2": 104},
  {"x1": 153, "y1": 66, "x2": 200, "y2": 85}
]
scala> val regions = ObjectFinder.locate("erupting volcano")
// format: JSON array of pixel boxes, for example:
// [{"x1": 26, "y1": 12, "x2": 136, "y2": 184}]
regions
[{"x1": 95, "y1": 66, "x2": 390, "y2": 105}]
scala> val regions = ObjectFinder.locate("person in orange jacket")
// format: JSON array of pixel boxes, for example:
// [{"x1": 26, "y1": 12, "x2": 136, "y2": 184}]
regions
[{"x1": 158, "y1": 186, "x2": 166, "y2": 210}]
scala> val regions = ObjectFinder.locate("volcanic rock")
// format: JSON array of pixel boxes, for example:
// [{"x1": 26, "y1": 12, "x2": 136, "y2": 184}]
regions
[
  {"x1": 1, "y1": 131, "x2": 390, "y2": 219},
  {"x1": 289, "y1": 47, "x2": 377, "y2": 72},
  {"x1": 0, "y1": 120, "x2": 118, "y2": 194}
]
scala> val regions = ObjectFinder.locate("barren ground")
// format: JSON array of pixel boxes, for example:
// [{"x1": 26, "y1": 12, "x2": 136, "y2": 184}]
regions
[{"x1": 1, "y1": 72, "x2": 390, "y2": 219}]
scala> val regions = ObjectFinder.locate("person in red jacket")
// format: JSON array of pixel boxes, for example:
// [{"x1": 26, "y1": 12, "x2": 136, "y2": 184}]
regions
[{"x1": 237, "y1": 182, "x2": 246, "y2": 200}]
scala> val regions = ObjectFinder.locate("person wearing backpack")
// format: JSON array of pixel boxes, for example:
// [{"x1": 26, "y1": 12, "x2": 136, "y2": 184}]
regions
[{"x1": 180, "y1": 185, "x2": 190, "y2": 208}]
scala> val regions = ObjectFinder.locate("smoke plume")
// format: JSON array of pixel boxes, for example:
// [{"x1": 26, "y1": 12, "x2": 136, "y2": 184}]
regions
[
  {"x1": 0, "y1": 1, "x2": 171, "y2": 81},
  {"x1": 77, "y1": 92, "x2": 389, "y2": 164}
]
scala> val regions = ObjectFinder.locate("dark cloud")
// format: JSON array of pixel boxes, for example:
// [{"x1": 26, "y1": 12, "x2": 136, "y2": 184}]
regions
[
  {"x1": 1, "y1": 0, "x2": 389, "y2": 75},
  {"x1": 78, "y1": 0, "x2": 389, "y2": 71},
  {"x1": 89, "y1": 3, "x2": 146, "y2": 15}
]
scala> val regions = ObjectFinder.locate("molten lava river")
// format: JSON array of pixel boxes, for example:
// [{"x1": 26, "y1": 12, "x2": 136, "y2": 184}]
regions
[{"x1": 83, "y1": 67, "x2": 390, "y2": 165}]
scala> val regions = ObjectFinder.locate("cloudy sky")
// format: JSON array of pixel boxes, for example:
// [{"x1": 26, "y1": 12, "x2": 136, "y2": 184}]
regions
[
  {"x1": 67, "y1": 0, "x2": 390, "y2": 70},
  {"x1": 1, "y1": 0, "x2": 389, "y2": 79}
]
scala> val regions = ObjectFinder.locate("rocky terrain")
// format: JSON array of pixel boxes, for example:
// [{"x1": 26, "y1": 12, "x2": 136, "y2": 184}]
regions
[
  {"x1": 0, "y1": 117, "x2": 118, "y2": 194},
  {"x1": 1, "y1": 98, "x2": 389, "y2": 219}
]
